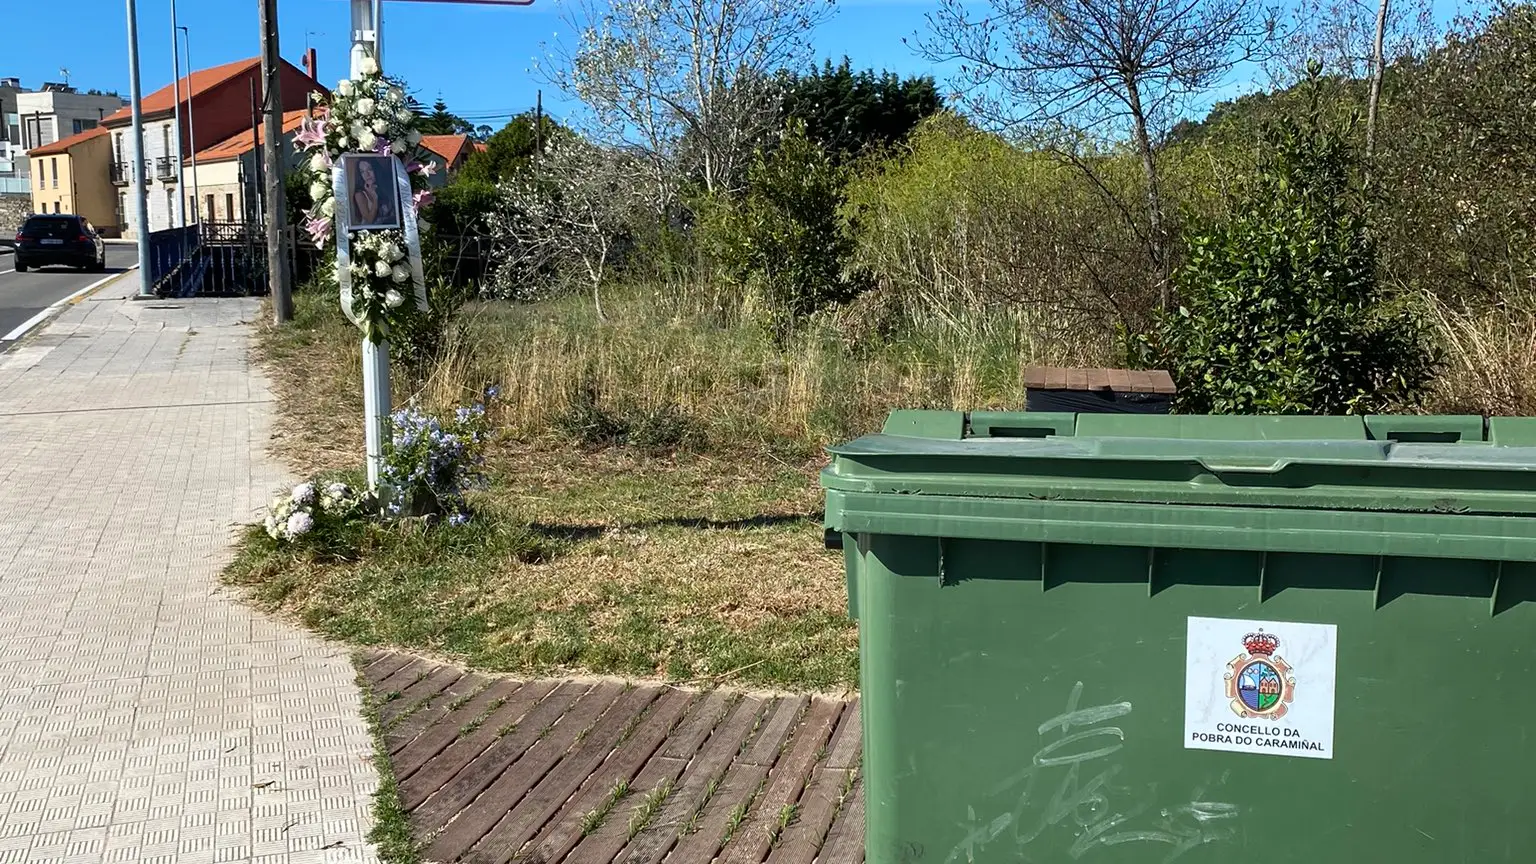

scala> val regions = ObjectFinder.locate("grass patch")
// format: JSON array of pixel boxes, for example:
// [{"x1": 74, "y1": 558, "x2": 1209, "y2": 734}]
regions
[
  {"x1": 238, "y1": 286, "x2": 875, "y2": 693},
  {"x1": 580, "y1": 779, "x2": 631, "y2": 837},
  {"x1": 354, "y1": 656, "x2": 423, "y2": 864},
  {"x1": 628, "y1": 779, "x2": 674, "y2": 839}
]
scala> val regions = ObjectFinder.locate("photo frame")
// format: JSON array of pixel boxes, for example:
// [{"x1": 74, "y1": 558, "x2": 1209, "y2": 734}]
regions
[{"x1": 342, "y1": 153, "x2": 402, "y2": 231}]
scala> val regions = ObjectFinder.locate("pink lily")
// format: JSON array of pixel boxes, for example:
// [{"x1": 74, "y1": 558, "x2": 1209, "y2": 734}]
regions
[
  {"x1": 303, "y1": 214, "x2": 333, "y2": 246},
  {"x1": 412, "y1": 189, "x2": 435, "y2": 211},
  {"x1": 293, "y1": 118, "x2": 328, "y2": 151}
]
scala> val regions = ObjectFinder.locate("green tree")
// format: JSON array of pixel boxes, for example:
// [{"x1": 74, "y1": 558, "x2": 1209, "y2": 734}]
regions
[
  {"x1": 458, "y1": 111, "x2": 567, "y2": 185},
  {"x1": 1140, "y1": 74, "x2": 1438, "y2": 414},
  {"x1": 703, "y1": 122, "x2": 865, "y2": 340},
  {"x1": 416, "y1": 98, "x2": 475, "y2": 136},
  {"x1": 779, "y1": 59, "x2": 942, "y2": 161}
]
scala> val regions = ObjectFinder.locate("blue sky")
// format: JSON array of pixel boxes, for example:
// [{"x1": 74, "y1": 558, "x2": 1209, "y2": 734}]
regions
[{"x1": 5, "y1": 0, "x2": 1470, "y2": 134}]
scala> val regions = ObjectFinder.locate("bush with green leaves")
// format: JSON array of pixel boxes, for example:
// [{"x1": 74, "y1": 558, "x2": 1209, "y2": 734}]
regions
[
  {"x1": 702, "y1": 122, "x2": 865, "y2": 341},
  {"x1": 1139, "y1": 84, "x2": 1439, "y2": 414}
]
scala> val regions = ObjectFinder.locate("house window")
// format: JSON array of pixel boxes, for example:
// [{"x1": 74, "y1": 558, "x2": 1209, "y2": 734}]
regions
[
  {"x1": 50, "y1": 158, "x2": 57, "y2": 189},
  {"x1": 206, "y1": 195, "x2": 215, "y2": 222},
  {"x1": 166, "y1": 190, "x2": 174, "y2": 225},
  {"x1": 36, "y1": 165, "x2": 43, "y2": 190},
  {"x1": 225, "y1": 193, "x2": 235, "y2": 221},
  {"x1": 162, "y1": 125, "x2": 170, "y2": 158},
  {"x1": 119, "y1": 192, "x2": 128, "y2": 228},
  {"x1": 114, "y1": 132, "x2": 123, "y2": 161},
  {"x1": 72, "y1": 119, "x2": 96, "y2": 135}
]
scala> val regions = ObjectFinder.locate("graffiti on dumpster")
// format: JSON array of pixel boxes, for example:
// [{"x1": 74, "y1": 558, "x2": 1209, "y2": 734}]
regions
[{"x1": 945, "y1": 682, "x2": 1239, "y2": 864}]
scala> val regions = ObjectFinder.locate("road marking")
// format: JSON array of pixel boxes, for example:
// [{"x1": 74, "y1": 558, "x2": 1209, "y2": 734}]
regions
[
  {"x1": 1, "y1": 267, "x2": 139, "y2": 343},
  {"x1": 0, "y1": 269, "x2": 14, "y2": 276}
]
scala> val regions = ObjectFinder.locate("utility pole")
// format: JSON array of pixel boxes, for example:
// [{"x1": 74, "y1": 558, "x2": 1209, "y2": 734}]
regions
[
  {"x1": 181, "y1": 25, "x2": 201, "y2": 224},
  {"x1": 169, "y1": 0, "x2": 187, "y2": 233},
  {"x1": 125, "y1": 0, "x2": 153, "y2": 298},
  {"x1": 259, "y1": 0, "x2": 293, "y2": 322},
  {"x1": 535, "y1": 90, "x2": 542, "y2": 156}
]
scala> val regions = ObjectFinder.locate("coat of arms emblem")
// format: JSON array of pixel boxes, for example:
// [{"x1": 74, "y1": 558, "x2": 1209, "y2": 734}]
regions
[{"x1": 1224, "y1": 630, "x2": 1295, "y2": 719}]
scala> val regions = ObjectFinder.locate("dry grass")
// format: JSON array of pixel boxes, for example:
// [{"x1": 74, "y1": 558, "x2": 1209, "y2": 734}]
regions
[
  {"x1": 1424, "y1": 293, "x2": 1536, "y2": 417},
  {"x1": 235, "y1": 281, "x2": 1110, "y2": 691}
]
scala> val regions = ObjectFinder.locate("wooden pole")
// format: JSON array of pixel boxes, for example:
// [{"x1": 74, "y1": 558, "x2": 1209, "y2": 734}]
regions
[{"x1": 259, "y1": 0, "x2": 294, "y2": 321}]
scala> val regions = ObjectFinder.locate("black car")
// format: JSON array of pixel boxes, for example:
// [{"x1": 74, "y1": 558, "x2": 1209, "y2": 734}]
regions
[{"x1": 13, "y1": 214, "x2": 106, "y2": 273}]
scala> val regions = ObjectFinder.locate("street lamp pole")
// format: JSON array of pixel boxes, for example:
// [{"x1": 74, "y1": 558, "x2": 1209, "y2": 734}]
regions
[
  {"x1": 169, "y1": 0, "x2": 187, "y2": 233},
  {"x1": 180, "y1": 25, "x2": 201, "y2": 225},
  {"x1": 125, "y1": 0, "x2": 153, "y2": 298},
  {"x1": 350, "y1": 0, "x2": 389, "y2": 491}
]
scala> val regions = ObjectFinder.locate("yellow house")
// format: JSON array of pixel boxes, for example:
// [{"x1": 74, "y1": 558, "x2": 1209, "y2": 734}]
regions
[{"x1": 28, "y1": 125, "x2": 119, "y2": 236}]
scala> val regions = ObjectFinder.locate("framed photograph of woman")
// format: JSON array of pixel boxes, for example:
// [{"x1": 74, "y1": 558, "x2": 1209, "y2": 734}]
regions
[{"x1": 343, "y1": 153, "x2": 400, "y2": 230}]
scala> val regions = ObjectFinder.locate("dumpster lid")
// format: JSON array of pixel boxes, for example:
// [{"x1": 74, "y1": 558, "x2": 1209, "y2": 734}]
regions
[{"x1": 823, "y1": 419, "x2": 1536, "y2": 516}]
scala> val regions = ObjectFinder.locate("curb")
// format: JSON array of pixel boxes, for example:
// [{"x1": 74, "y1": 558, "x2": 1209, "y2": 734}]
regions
[{"x1": 0, "y1": 266, "x2": 139, "y2": 344}]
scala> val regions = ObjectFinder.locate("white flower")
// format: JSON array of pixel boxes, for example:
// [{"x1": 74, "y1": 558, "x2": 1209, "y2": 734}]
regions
[
  {"x1": 359, "y1": 56, "x2": 379, "y2": 76},
  {"x1": 350, "y1": 120, "x2": 367, "y2": 139},
  {"x1": 291, "y1": 482, "x2": 316, "y2": 505},
  {"x1": 350, "y1": 263, "x2": 368, "y2": 279},
  {"x1": 338, "y1": 80, "x2": 355, "y2": 97},
  {"x1": 309, "y1": 181, "x2": 328, "y2": 201},
  {"x1": 285, "y1": 511, "x2": 315, "y2": 538},
  {"x1": 371, "y1": 118, "x2": 388, "y2": 135},
  {"x1": 308, "y1": 152, "x2": 330, "y2": 174},
  {"x1": 391, "y1": 139, "x2": 408, "y2": 155},
  {"x1": 356, "y1": 98, "x2": 376, "y2": 117},
  {"x1": 359, "y1": 130, "x2": 378, "y2": 151},
  {"x1": 374, "y1": 260, "x2": 392, "y2": 278},
  {"x1": 384, "y1": 242, "x2": 403, "y2": 262},
  {"x1": 338, "y1": 135, "x2": 350, "y2": 150},
  {"x1": 386, "y1": 86, "x2": 405, "y2": 104},
  {"x1": 407, "y1": 129, "x2": 423, "y2": 145},
  {"x1": 264, "y1": 513, "x2": 279, "y2": 539},
  {"x1": 391, "y1": 264, "x2": 410, "y2": 284},
  {"x1": 385, "y1": 289, "x2": 405, "y2": 308},
  {"x1": 396, "y1": 107, "x2": 413, "y2": 123},
  {"x1": 320, "y1": 197, "x2": 336, "y2": 218}
]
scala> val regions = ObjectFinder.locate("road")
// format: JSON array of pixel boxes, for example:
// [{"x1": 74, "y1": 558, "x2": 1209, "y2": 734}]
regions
[{"x1": 0, "y1": 245, "x2": 140, "y2": 343}]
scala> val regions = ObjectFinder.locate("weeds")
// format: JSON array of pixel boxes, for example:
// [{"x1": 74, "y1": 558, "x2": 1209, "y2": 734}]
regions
[
  {"x1": 628, "y1": 779, "x2": 674, "y2": 839},
  {"x1": 579, "y1": 779, "x2": 631, "y2": 837}
]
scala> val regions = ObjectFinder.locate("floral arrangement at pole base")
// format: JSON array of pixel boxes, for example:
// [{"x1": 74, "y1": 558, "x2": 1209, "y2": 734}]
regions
[
  {"x1": 381, "y1": 389, "x2": 495, "y2": 526},
  {"x1": 264, "y1": 481, "x2": 372, "y2": 542},
  {"x1": 293, "y1": 54, "x2": 436, "y2": 344}
]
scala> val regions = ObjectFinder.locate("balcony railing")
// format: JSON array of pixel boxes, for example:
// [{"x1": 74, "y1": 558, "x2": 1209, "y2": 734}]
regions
[
  {"x1": 155, "y1": 156, "x2": 177, "y2": 181},
  {"x1": 110, "y1": 161, "x2": 132, "y2": 185}
]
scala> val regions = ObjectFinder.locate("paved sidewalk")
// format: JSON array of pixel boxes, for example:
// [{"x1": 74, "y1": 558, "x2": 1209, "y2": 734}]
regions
[{"x1": 0, "y1": 279, "x2": 380, "y2": 863}]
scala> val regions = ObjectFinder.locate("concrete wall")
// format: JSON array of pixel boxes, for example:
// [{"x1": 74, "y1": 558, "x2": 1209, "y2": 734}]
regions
[{"x1": 0, "y1": 193, "x2": 29, "y2": 234}]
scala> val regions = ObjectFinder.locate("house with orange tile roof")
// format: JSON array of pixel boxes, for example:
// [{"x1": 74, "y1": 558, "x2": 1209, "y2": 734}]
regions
[
  {"x1": 26, "y1": 126, "x2": 118, "y2": 235},
  {"x1": 419, "y1": 134, "x2": 476, "y2": 186},
  {"x1": 183, "y1": 109, "x2": 311, "y2": 226},
  {"x1": 100, "y1": 56, "x2": 325, "y2": 238}
]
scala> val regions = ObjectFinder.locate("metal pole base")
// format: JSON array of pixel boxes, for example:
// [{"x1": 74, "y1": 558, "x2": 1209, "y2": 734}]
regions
[{"x1": 362, "y1": 337, "x2": 391, "y2": 493}]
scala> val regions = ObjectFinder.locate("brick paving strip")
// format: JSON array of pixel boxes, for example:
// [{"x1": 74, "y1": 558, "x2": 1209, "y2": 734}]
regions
[
  {"x1": 357, "y1": 650, "x2": 865, "y2": 864},
  {"x1": 0, "y1": 280, "x2": 380, "y2": 863}
]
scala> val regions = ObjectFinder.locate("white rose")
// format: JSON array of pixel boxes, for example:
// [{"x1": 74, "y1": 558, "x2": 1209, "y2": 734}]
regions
[
  {"x1": 359, "y1": 56, "x2": 379, "y2": 76},
  {"x1": 387, "y1": 86, "x2": 405, "y2": 104},
  {"x1": 384, "y1": 242, "x2": 402, "y2": 262},
  {"x1": 396, "y1": 107, "x2": 413, "y2": 123},
  {"x1": 385, "y1": 289, "x2": 405, "y2": 308},
  {"x1": 350, "y1": 120, "x2": 367, "y2": 139},
  {"x1": 308, "y1": 152, "x2": 330, "y2": 174},
  {"x1": 320, "y1": 197, "x2": 336, "y2": 218},
  {"x1": 338, "y1": 80, "x2": 355, "y2": 97},
  {"x1": 372, "y1": 118, "x2": 389, "y2": 135},
  {"x1": 391, "y1": 139, "x2": 408, "y2": 155},
  {"x1": 356, "y1": 98, "x2": 376, "y2": 117},
  {"x1": 407, "y1": 129, "x2": 423, "y2": 145},
  {"x1": 374, "y1": 260, "x2": 392, "y2": 278},
  {"x1": 309, "y1": 181, "x2": 328, "y2": 201},
  {"x1": 359, "y1": 130, "x2": 378, "y2": 151},
  {"x1": 338, "y1": 136, "x2": 350, "y2": 150},
  {"x1": 391, "y1": 264, "x2": 410, "y2": 283}
]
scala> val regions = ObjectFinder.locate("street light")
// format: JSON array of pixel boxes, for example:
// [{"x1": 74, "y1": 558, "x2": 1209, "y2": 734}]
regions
[
  {"x1": 169, "y1": 0, "x2": 187, "y2": 233},
  {"x1": 125, "y1": 0, "x2": 152, "y2": 298},
  {"x1": 179, "y1": 25, "x2": 200, "y2": 225}
]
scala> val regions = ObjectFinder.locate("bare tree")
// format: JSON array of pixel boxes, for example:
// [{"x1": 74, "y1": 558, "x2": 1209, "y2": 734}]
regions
[
  {"x1": 1367, "y1": 0, "x2": 1390, "y2": 158},
  {"x1": 1266, "y1": 0, "x2": 1436, "y2": 84},
  {"x1": 486, "y1": 135, "x2": 658, "y2": 320},
  {"x1": 547, "y1": 0, "x2": 833, "y2": 209},
  {"x1": 921, "y1": 0, "x2": 1274, "y2": 308}
]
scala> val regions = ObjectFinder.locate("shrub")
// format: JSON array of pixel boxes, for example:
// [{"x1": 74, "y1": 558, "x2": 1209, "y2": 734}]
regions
[
  {"x1": 1139, "y1": 81, "x2": 1440, "y2": 414},
  {"x1": 702, "y1": 122, "x2": 866, "y2": 341}
]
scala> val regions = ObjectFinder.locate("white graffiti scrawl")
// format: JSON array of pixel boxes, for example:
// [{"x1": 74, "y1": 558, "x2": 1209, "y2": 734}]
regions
[{"x1": 945, "y1": 682, "x2": 1239, "y2": 864}]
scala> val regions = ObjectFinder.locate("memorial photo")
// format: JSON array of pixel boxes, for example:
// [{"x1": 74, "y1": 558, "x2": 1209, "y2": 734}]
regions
[{"x1": 344, "y1": 154, "x2": 400, "y2": 230}]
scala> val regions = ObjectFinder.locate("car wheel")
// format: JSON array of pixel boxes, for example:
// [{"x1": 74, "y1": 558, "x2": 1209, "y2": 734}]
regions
[{"x1": 13, "y1": 261, "x2": 26, "y2": 273}]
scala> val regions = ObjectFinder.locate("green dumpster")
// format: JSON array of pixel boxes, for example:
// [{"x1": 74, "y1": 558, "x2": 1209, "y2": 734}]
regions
[{"x1": 822, "y1": 411, "x2": 1536, "y2": 864}]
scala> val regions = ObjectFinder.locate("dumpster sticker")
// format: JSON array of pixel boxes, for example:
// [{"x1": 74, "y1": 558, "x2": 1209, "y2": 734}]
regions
[{"x1": 1184, "y1": 616, "x2": 1336, "y2": 759}]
